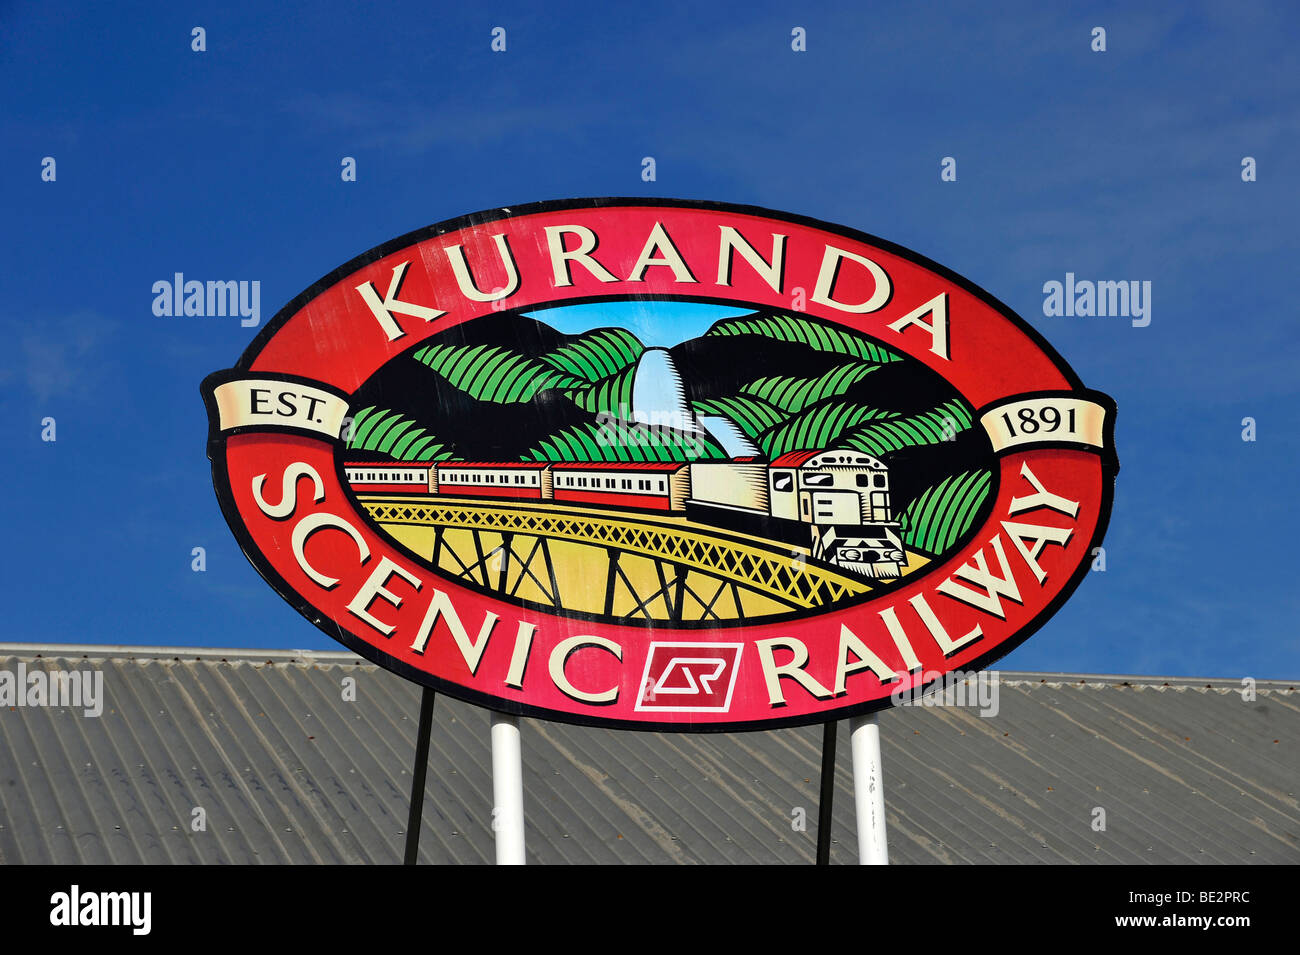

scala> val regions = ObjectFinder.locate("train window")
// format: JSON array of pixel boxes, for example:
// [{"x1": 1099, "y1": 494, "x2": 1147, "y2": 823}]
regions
[
  {"x1": 856, "y1": 474, "x2": 871, "y2": 487},
  {"x1": 874, "y1": 475, "x2": 886, "y2": 487},
  {"x1": 607, "y1": 479, "x2": 615, "y2": 488},
  {"x1": 804, "y1": 473, "x2": 833, "y2": 487},
  {"x1": 623, "y1": 479, "x2": 631, "y2": 489},
  {"x1": 772, "y1": 472, "x2": 793, "y2": 491},
  {"x1": 656, "y1": 480, "x2": 665, "y2": 492}
]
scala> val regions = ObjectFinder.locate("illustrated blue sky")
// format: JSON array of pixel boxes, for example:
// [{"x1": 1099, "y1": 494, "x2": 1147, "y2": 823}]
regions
[
  {"x1": 1, "y1": 1, "x2": 1296, "y2": 680},
  {"x1": 524, "y1": 301, "x2": 753, "y2": 347}
]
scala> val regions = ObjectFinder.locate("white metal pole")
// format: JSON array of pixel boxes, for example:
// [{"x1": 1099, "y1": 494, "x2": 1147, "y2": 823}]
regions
[
  {"x1": 849, "y1": 713, "x2": 888, "y2": 864},
  {"x1": 491, "y1": 711, "x2": 526, "y2": 865}
]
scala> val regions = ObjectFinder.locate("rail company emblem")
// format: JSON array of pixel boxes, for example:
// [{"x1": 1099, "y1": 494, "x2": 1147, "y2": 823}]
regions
[{"x1": 203, "y1": 199, "x2": 1117, "y2": 731}]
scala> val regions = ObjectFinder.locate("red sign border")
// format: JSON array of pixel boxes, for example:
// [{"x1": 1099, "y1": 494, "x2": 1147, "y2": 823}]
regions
[{"x1": 203, "y1": 197, "x2": 1118, "y2": 734}]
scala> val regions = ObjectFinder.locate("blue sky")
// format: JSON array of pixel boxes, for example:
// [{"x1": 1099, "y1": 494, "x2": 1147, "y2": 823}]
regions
[{"x1": 1, "y1": 1, "x2": 1296, "y2": 679}]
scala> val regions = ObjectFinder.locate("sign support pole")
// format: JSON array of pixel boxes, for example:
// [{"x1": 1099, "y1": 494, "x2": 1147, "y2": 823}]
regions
[
  {"x1": 491, "y1": 711, "x2": 526, "y2": 865},
  {"x1": 403, "y1": 688, "x2": 437, "y2": 865},
  {"x1": 815, "y1": 721, "x2": 837, "y2": 865},
  {"x1": 849, "y1": 713, "x2": 888, "y2": 864}
]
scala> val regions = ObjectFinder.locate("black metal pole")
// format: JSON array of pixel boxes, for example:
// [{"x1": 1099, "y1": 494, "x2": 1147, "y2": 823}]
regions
[
  {"x1": 816, "y1": 720, "x2": 838, "y2": 865},
  {"x1": 403, "y1": 688, "x2": 437, "y2": 865}
]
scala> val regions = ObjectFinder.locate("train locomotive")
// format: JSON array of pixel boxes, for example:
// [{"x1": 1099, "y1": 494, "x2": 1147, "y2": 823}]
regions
[{"x1": 344, "y1": 449, "x2": 907, "y2": 580}]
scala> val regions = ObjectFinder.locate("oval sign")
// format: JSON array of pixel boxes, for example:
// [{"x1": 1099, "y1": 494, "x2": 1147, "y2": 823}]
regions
[{"x1": 203, "y1": 199, "x2": 1117, "y2": 731}]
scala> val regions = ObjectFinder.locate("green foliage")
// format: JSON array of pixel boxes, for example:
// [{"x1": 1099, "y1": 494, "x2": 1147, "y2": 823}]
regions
[
  {"x1": 411, "y1": 327, "x2": 643, "y2": 402},
  {"x1": 843, "y1": 400, "x2": 973, "y2": 457},
  {"x1": 742, "y1": 362, "x2": 879, "y2": 413},
  {"x1": 692, "y1": 395, "x2": 786, "y2": 439},
  {"x1": 348, "y1": 406, "x2": 458, "y2": 461},
  {"x1": 564, "y1": 366, "x2": 637, "y2": 415},
  {"x1": 706, "y1": 313, "x2": 900, "y2": 364},
  {"x1": 522, "y1": 421, "x2": 724, "y2": 463},
  {"x1": 540, "y1": 327, "x2": 643, "y2": 381},
  {"x1": 902, "y1": 469, "x2": 992, "y2": 556},
  {"x1": 759, "y1": 402, "x2": 896, "y2": 458},
  {"x1": 411, "y1": 342, "x2": 581, "y2": 403}
]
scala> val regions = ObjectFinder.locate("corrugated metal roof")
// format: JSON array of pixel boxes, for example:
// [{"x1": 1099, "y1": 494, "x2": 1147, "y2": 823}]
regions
[{"x1": 0, "y1": 644, "x2": 1295, "y2": 864}]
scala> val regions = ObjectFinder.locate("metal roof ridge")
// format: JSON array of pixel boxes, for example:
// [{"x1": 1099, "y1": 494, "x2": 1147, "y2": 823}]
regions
[
  {"x1": 985, "y1": 670, "x2": 1298, "y2": 690},
  {"x1": 0, "y1": 642, "x2": 371, "y2": 665},
  {"x1": 0, "y1": 645, "x2": 1294, "y2": 688}
]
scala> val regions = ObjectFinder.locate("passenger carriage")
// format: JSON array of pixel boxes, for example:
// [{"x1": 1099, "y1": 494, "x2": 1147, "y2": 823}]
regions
[
  {"x1": 342, "y1": 461, "x2": 437, "y2": 494},
  {"x1": 551, "y1": 462, "x2": 690, "y2": 512},
  {"x1": 434, "y1": 462, "x2": 553, "y2": 500}
]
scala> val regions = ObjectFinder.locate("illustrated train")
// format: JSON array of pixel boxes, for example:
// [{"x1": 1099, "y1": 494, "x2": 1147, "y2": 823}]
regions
[{"x1": 343, "y1": 450, "x2": 907, "y2": 579}]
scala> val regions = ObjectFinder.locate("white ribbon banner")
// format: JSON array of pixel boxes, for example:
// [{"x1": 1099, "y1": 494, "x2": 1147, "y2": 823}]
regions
[
  {"x1": 979, "y1": 395, "x2": 1108, "y2": 453},
  {"x1": 212, "y1": 377, "x2": 350, "y2": 440}
]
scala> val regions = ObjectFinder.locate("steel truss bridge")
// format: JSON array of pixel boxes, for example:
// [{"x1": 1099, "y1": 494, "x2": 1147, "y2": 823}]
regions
[{"x1": 358, "y1": 496, "x2": 870, "y2": 624}]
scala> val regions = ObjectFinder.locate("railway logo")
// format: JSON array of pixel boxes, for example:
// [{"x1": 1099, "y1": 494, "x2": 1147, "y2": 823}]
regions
[
  {"x1": 636, "y1": 643, "x2": 744, "y2": 712},
  {"x1": 203, "y1": 199, "x2": 1117, "y2": 731}
]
